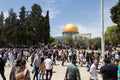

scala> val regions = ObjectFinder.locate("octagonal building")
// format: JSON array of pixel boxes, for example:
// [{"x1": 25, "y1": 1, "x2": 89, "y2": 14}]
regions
[{"x1": 62, "y1": 23, "x2": 79, "y2": 36}]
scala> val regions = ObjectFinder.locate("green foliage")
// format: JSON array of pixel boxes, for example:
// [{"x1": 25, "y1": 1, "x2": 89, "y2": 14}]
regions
[
  {"x1": 0, "y1": 4, "x2": 50, "y2": 46},
  {"x1": 76, "y1": 37, "x2": 101, "y2": 50},
  {"x1": 105, "y1": 25, "x2": 120, "y2": 45},
  {"x1": 0, "y1": 11, "x2": 4, "y2": 26},
  {"x1": 110, "y1": 1, "x2": 120, "y2": 27},
  {"x1": 65, "y1": 36, "x2": 74, "y2": 45},
  {"x1": 49, "y1": 36, "x2": 55, "y2": 43},
  {"x1": 84, "y1": 39, "x2": 93, "y2": 49},
  {"x1": 43, "y1": 11, "x2": 50, "y2": 44},
  {"x1": 105, "y1": 37, "x2": 110, "y2": 46},
  {"x1": 19, "y1": 6, "x2": 26, "y2": 27},
  {"x1": 77, "y1": 39, "x2": 86, "y2": 46},
  {"x1": 92, "y1": 37, "x2": 101, "y2": 50},
  {"x1": 110, "y1": 1, "x2": 120, "y2": 46},
  {"x1": 5, "y1": 8, "x2": 18, "y2": 28},
  {"x1": 28, "y1": 4, "x2": 43, "y2": 44}
]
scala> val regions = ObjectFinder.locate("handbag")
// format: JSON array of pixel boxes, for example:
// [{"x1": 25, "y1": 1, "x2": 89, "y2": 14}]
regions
[{"x1": 32, "y1": 67, "x2": 36, "y2": 74}]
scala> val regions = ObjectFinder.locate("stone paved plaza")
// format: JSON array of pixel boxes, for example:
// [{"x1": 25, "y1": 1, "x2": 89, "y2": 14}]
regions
[{"x1": 0, "y1": 59, "x2": 102, "y2": 80}]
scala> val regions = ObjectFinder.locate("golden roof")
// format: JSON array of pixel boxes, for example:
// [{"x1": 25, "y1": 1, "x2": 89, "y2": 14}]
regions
[{"x1": 63, "y1": 23, "x2": 79, "y2": 32}]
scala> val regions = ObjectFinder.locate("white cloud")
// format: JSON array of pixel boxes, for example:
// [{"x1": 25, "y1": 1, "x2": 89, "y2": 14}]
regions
[
  {"x1": 42, "y1": 7, "x2": 61, "y2": 19},
  {"x1": 45, "y1": 0, "x2": 57, "y2": 4},
  {"x1": 42, "y1": 0, "x2": 61, "y2": 19},
  {"x1": 51, "y1": 25, "x2": 63, "y2": 37},
  {"x1": 76, "y1": 24, "x2": 102, "y2": 38},
  {"x1": 76, "y1": 24, "x2": 89, "y2": 34},
  {"x1": 48, "y1": 7, "x2": 61, "y2": 19},
  {"x1": 3, "y1": 11, "x2": 8, "y2": 19}
]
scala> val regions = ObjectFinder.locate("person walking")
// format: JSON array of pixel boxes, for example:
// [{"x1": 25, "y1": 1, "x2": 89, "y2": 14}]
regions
[
  {"x1": 30, "y1": 51, "x2": 35, "y2": 67},
  {"x1": 8, "y1": 52, "x2": 14, "y2": 66},
  {"x1": 33, "y1": 53, "x2": 41, "y2": 80},
  {"x1": 44, "y1": 55, "x2": 53, "y2": 80},
  {"x1": 14, "y1": 59, "x2": 30, "y2": 80},
  {"x1": 68, "y1": 50, "x2": 72, "y2": 62},
  {"x1": 0, "y1": 55, "x2": 6, "y2": 80},
  {"x1": 39, "y1": 53, "x2": 45, "y2": 80},
  {"x1": 9, "y1": 59, "x2": 30, "y2": 80},
  {"x1": 52, "y1": 50, "x2": 56, "y2": 65},
  {"x1": 89, "y1": 59, "x2": 98, "y2": 80},
  {"x1": 61, "y1": 51, "x2": 65, "y2": 66},
  {"x1": 9, "y1": 59, "x2": 21, "y2": 80},
  {"x1": 100, "y1": 58, "x2": 117, "y2": 80},
  {"x1": 78, "y1": 51, "x2": 84, "y2": 67},
  {"x1": 65, "y1": 60, "x2": 81, "y2": 80}
]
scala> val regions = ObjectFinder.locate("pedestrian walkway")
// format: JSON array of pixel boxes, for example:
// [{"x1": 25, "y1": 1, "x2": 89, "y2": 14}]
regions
[{"x1": 1, "y1": 60, "x2": 102, "y2": 80}]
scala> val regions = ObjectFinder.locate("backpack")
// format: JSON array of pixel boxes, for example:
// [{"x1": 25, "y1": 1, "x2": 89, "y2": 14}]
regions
[{"x1": 15, "y1": 68, "x2": 30, "y2": 80}]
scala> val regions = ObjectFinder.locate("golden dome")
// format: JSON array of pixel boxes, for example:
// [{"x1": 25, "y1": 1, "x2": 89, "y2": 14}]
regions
[{"x1": 63, "y1": 23, "x2": 79, "y2": 32}]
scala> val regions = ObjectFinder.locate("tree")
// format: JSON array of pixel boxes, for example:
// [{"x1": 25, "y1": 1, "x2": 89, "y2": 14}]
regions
[
  {"x1": 105, "y1": 25, "x2": 120, "y2": 45},
  {"x1": 77, "y1": 39, "x2": 86, "y2": 46},
  {"x1": 110, "y1": 1, "x2": 120, "y2": 27},
  {"x1": 0, "y1": 27, "x2": 6, "y2": 46},
  {"x1": 43, "y1": 10, "x2": 50, "y2": 44},
  {"x1": 5, "y1": 8, "x2": 17, "y2": 27},
  {"x1": 0, "y1": 11, "x2": 5, "y2": 45},
  {"x1": 49, "y1": 36, "x2": 55, "y2": 43},
  {"x1": 76, "y1": 39, "x2": 86, "y2": 49},
  {"x1": 110, "y1": 1, "x2": 120, "y2": 46},
  {"x1": 18, "y1": 6, "x2": 27, "y2": 45},
  {"x1": 26, "y1": 4, "x2": 50, "y2": 45},
  {"x1": 65, "y1": 36, "x2": 74, "y2": 45},
  {"x1": 0, "y1": 11, "x2": 4, "y2": 26},
  {"x1": 27, "y1": 4, "x2": 43, "y2": 45},
  {"x1": 92, "y1": 37, "x2": 101, "y2": 50},
  {"x1": 84, "y1": 39, "x2": 93, "y2": 49},
  {"x1": 0, "y1": 4, "x2": 51, "y2": 46},
  {"x1": 19, "y1": 6, "x2": 26, "y2": 28},
  {"x1": 4, "y1": 8, "x2": 18, "y2": 45}
]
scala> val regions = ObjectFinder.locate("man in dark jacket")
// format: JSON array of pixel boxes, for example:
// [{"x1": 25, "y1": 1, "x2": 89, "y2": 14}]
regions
[
  {"x1": 100, "y1": 58, "x2": 117, "y2": 80},
  {"x1": 0, "y1": 56, "x2": 6, "y2": 80}
]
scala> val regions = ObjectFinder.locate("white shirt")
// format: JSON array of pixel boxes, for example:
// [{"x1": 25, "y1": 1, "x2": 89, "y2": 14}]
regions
[
  {"x1": 59, "y1": 50, "x2": 61, "y2": 56},
  {"x1": 79, "y1": 54, "x2": 84, "y2": 60},
  {"x1": 69, "y1": 51, "x2": 72, "y2": 56},
  {"x1": 44, "y1": 58, "x2": 52, "y2": 70},
  {"x1": 90, "y1": 63, "x2": 98, "y2": 80}
]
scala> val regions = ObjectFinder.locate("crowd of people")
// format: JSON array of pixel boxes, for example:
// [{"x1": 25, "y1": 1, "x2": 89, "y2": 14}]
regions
[{"x1": 0, "y1": 45, "x2": 119, "y2": 80}]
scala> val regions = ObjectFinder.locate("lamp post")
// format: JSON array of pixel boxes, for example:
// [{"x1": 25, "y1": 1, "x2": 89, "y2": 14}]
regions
[{"x1": 101, "y1": 0, "x2": 105, "y2": 63}]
